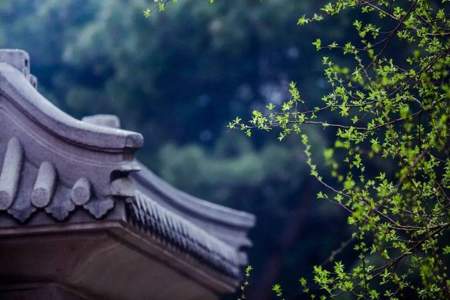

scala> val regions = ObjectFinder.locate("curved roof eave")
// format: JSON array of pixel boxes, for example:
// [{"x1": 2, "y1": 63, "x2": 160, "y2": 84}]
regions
[
  {"x1": 0, "y1": 62, "x2": 143, "y2": 152},
  {"x1": 132, "y1": 161, "x2": 256, "y2": 230}
]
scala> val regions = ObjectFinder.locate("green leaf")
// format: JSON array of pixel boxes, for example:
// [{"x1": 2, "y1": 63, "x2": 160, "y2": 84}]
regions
[{"x1": 312, "y1": 38, "x2": 322, "y2": 51}]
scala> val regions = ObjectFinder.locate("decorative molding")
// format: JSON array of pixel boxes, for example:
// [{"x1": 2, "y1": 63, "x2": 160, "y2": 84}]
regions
[
  {"x1": 31, "y1": 161, "x2": 56, "y2": 208},
  {"x1": 0, "y1": 138, "x2": 24, "y2": 210}
]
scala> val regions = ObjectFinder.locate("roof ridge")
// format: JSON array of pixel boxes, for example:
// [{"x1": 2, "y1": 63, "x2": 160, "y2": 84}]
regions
[{"x1": 0, "y1": 62, "x2": 143, "y2": 152}]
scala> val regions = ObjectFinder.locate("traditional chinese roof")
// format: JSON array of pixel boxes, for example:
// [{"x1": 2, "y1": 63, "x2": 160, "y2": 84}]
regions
[{"x1": 0, "y1": 49, "x2": 254, "y2": 300}]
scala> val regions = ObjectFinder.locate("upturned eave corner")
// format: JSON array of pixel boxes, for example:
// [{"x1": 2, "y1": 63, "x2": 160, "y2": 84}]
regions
[
  {"x1": 0, "y1": 54, "x2": 143, "y2": 154},
  {"x1": 0, "y1": 49, "x2": 142, "y2": 223}
]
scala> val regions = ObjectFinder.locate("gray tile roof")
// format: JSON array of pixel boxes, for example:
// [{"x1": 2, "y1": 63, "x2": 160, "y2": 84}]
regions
[
  {"x1": 0, "y1": 49, "x2": 254, "y2": 284},
  {"x1": 129, "y1": 190, "x2": 242, "y2": 278}
]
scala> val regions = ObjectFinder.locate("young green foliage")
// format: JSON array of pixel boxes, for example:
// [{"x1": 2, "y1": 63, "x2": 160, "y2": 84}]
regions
[{"x1": 231, "y1": 0, "x2": 450, "y2": 299}]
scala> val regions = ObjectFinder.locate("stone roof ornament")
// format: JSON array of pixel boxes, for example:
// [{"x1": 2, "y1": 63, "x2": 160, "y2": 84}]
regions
[
  {"x1": 0, "y1": 49, "x2": 254, "y2": 300},
  {"x1": 0, "y1": 49, "x2": 37, "y2": 88}
]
